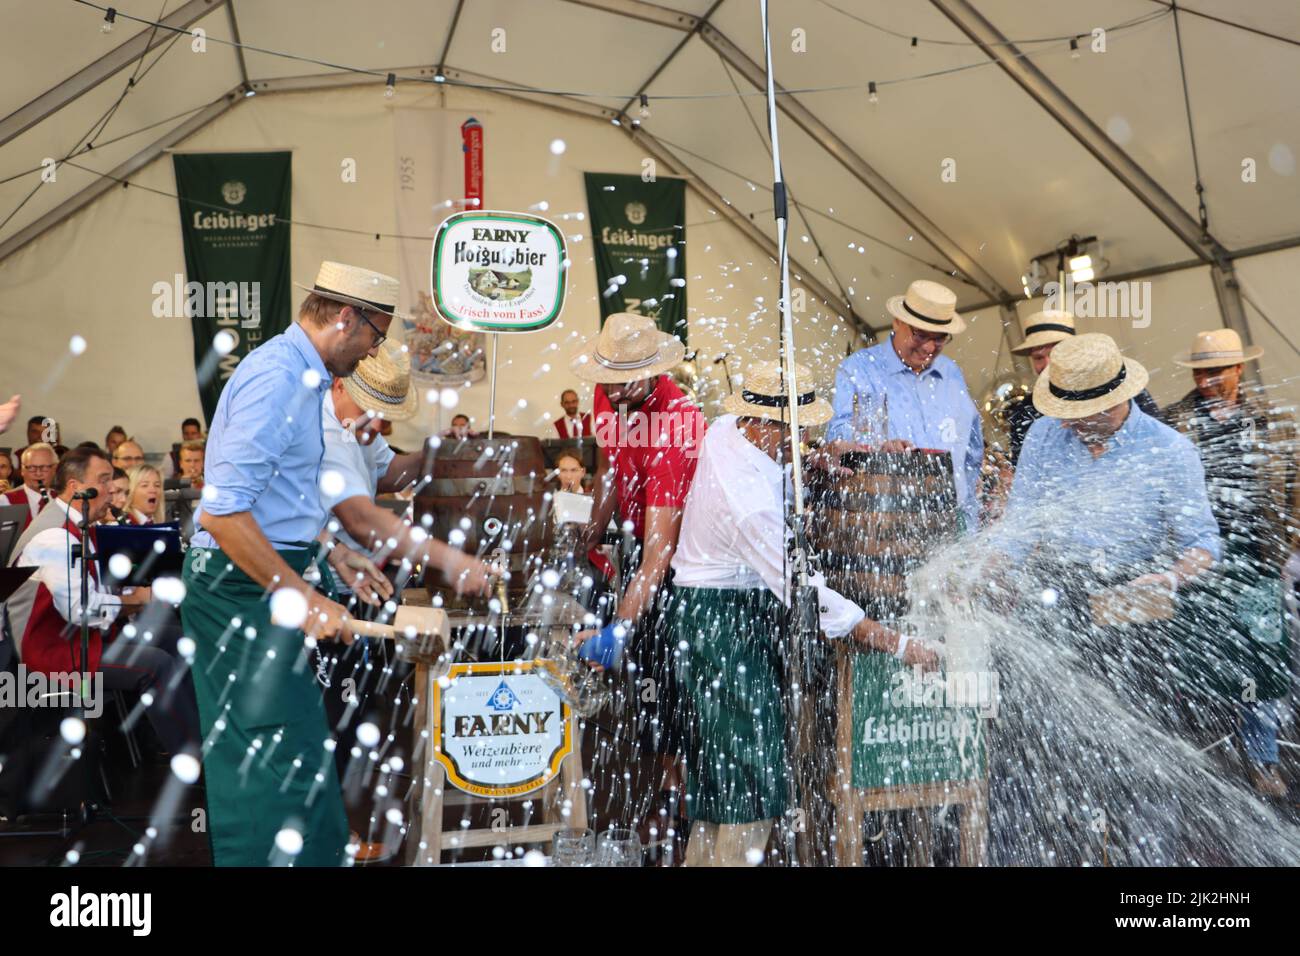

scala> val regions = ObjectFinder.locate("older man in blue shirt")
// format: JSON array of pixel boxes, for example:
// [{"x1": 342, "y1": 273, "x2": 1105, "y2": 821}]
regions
[
  {"x1": 181, "y1": 261, "x2": 400, "y2": 867},
  {"x1": 828, "y1": 280, "x2": 984, "y2": 530}
]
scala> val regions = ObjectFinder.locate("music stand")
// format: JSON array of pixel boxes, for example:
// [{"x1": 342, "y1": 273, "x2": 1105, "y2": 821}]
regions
[
  {"x1": 93, "y1": 523, "x2": 183, "y2": 586},
  {"x1": 0, "y1": 504, "x2": 28, "y2": 566}
]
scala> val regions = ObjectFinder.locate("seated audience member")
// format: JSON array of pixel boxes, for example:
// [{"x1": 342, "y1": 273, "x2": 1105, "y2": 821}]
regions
[
  {"x1": 441, "y1": 413, "x2": 477, "y2": 440},
  {"x1": 0, "y1": 452, "x2": 13, "y2": 493},
  {"x1": 12, "y1": 415, "x2": 68, "y2": 467},
  {"x1": 556, "y1": 450, "x2": 588, "y2": 493},
  {"x1": 125, "y1": 464, "x2": 165, "y2": 525},
  {"x1": 3, "y1": 442, "x2": 57, "y2": 529},
  {"x1": 553, "y1": 451, "x2": 613, "y2": 580},
  {"x1": 106, "y1": 467, "x2": 130, "y2": 523},
  {"x1": 9, "y1": 446, "x2": 198, "y2": 755},
  {"x1": 110, "y1": 438, "x2": 146, "y2": 475},
  {"x1": 554, "y1": 389, "x2": 593, "y2": 439},
  {"x1": 104, "y1": 425, "x2": 128, "y2": 458},
  {"x1": 166, "y1": 418, "x2": 206, "y2": 478},
  {"x1": 166, "y1": 440, "x2": 205, "y2": 539},
  {"x1": 176, "y1": 439, "x2": 205, "y2": 488}
]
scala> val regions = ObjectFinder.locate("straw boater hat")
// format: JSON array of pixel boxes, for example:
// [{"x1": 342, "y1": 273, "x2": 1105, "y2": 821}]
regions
[
  {"x1": 295, "y1": 260, "x2": 405, "y2": 317},
  {"x1": 1173, "y1": 328, "x2": 1264, "y2": 369},
  {"x1": 1032, "y1": 332, "x2": 1149, "y2": 420},
  {"x1": 723, "y1": 360, "x2": 833, "y2": 427},
  {"x1": 570, "y1": 312, "x2": 686, "y2": 384},
  {"x1": 1011, "y1": 310, "x2": 1077, "y2": 354},
  {"x1": 886, "y1": 279, "x2": 967, "y2": 335},
  {"x1": 342, "y1": 341, "x2": 418, "y2": 421}
]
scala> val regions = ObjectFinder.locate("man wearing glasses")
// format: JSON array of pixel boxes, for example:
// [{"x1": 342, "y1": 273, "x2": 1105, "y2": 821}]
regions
[
  {"x1": 826, "y1": 279, "x2": 985, "y2": 531},
  {"x1": 3, "y1": 442, "x2": 57, "y2": 530},
  {"x1": 181, "y1": 261, "x2": 404, "y2": 867},
  {"x1": 110, "y1": 438, "x2": 147, "y2": 472}
]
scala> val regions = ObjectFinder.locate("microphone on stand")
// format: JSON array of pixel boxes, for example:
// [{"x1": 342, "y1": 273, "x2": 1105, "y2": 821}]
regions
[{"x1": 70, "y1": 487, "x2": 98, "y2": 500}]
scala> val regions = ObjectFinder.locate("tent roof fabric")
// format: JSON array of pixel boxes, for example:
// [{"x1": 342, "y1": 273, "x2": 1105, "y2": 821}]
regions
[{"x1": 3, "y1": 0, "x2": 1298, "y2": 320}]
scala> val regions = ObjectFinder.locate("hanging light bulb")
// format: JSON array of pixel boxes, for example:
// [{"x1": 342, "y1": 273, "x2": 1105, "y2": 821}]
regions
[
  {"x1": 1070, "y1": 37, "x2": 1080, "y2": 59},
  {"x1": 638, "y1": 94, "x2": 650, "y2": 119},
  {"x1": 868, "y1": 81, "x2": 878, "y2": 105},
  {"x1": 384, "y1": 73, "x2": 396, "y2": 98},
  {"x1": 102, "y1": 7, "x2": 117, "y2": 33}
]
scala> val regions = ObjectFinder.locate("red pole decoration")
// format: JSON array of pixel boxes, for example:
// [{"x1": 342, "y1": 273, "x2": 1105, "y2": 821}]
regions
[{"x1": 461, "y1": 118, "x2": 484, "y2": 209}]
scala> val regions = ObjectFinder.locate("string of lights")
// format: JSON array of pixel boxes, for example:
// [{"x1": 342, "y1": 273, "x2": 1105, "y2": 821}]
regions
[{"x1": 68, "y1": 0, "x2": 1182, "y2": 107}]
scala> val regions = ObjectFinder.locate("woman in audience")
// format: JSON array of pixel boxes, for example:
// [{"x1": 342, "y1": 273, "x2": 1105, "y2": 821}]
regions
[
  {"x1": 125, "y1": 463, "x2": 165, "y2": 525},
  {"x1": 105, "y1": 466, "x2": 130, "y2": 523},
  {"x1": 0, "y1": 452, "x2": 13, "y2": 493}
]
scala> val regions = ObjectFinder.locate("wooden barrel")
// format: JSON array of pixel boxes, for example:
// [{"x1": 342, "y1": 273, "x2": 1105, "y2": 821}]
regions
[
  {"x1": 413, "y1": 434, "x2": 554, "y2": 608},
  {"x1": 806, "y1": 449, "x2": 958, "y2": 621}
]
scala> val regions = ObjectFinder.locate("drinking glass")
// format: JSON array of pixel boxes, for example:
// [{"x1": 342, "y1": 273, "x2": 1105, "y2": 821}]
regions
[
  {"x1": 595, "y1": 828, "x2": 643, "y2": 867},
  {"x1": 552, "y1": 827, "x2": 595, "y2": 867}
]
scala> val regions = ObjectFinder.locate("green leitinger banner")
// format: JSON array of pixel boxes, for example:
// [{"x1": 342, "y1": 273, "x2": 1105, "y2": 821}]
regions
[
  {"x1": 583, "y1": 172, "x2": 686, "y2": 342},
  {"x1": 173, "y1": 151, "x2": 292, "y2": 423}
]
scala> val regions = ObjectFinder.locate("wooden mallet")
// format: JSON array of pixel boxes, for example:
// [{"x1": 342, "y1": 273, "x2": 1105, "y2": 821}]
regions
[{"x1": 345, "y1": 606, "x2": 448, "y2": 641}]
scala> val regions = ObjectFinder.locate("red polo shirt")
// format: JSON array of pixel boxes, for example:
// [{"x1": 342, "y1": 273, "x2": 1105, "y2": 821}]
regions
[{"x1": 592, "y1": 375, "x2": 705, "y2": 540}]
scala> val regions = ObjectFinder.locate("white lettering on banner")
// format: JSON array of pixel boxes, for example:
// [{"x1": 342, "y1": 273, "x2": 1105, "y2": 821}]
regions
[
  {"x1": 599, "y1": 226, "x2": 675, "y2": 250},
  {"x1": 191, "y1": 210, "x2": 278, "y2": 232}
]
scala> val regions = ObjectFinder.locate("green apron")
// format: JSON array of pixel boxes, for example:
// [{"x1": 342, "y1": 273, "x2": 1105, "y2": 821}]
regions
[
  {"x1": 672, "y1": 586, "x2": 788, "y2": 825},
  {"x1": 180, "y1": 544, "x2": 349, "y2": 866}
]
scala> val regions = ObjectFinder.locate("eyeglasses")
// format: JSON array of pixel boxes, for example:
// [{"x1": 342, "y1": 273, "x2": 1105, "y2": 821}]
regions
[
  {"x1": 113, "y1": 454, "x2": 145, "y2": 465},
  {"x1": 910, "y1": 328, "x2": 952, "y2": 346},
  {"x1": 354, "y1": 307, "x2": 387, "y2": 348}
]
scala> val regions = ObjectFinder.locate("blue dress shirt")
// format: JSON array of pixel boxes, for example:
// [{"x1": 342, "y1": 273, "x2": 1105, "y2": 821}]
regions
[
  {"x1": 191, "y1": 322, "x2": 332, "y2": 550},
  {"x1": 827, "y1": 337, "x2": 984, "y2": 528},
  {"x1": 1000, "y1": 402, "x2": 1221, "y2": 567}
]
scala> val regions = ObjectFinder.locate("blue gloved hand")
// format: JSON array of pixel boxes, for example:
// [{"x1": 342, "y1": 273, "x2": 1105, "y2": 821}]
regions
[{"x1": 578, "y1": 620, "x2": 628, "y2": 670}]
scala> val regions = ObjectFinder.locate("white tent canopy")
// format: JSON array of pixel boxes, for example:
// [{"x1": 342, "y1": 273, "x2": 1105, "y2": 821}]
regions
[{"x1": 2, "y1": 0, "x2": 1298, "y2": 453}]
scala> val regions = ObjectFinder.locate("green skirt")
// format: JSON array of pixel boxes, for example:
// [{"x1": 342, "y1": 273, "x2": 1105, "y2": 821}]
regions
[
  {"x1": 180, "y1": 544, "x2": 349, "y2": 867},
  {"x1": 672, "y1": 586, "x2": 789, "y2": 825}
]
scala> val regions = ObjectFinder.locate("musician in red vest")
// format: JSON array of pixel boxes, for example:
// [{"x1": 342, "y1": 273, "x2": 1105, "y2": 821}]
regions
[
  {"x1": 11, "y1": 446, "x2": 198, "y2": 754},
  {"x1": 3, "y1": 442, "x2": 57, "y2": 530},
  {"x1": 553, "y1": 389, "x2": 594, "y2": 439}
]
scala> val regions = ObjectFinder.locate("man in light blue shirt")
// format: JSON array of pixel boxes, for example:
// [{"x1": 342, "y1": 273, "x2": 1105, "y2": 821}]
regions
[
  {"x1": 1003, "y1": 333, "x2": 1220, "y2": 578},
  {"x1": 828, "y1": 280, "x2": 984, "y2": 529},
  {"x1": 991, "y1": 334, "x2": 1220, "y2": 865},
  {"x1": 180, "y1": 261, "x2": 401, "y2": 867}
]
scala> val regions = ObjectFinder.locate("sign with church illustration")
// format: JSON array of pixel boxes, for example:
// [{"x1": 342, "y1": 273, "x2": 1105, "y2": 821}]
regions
[
  {"x1": 430, "y1": 210, "x2": 568, "y2": 333},
  {"x1": 432, "y1": 660, "x2": 573, "y2": 797}
]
